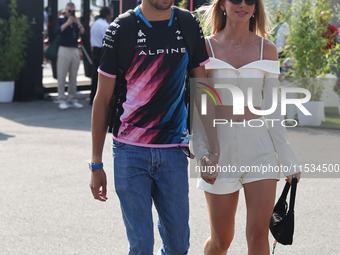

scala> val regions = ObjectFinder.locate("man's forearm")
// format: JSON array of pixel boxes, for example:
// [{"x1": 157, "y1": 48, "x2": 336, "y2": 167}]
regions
[
  {"x1": 60, "y1": 22, "x2": 70, "y2": 33},
  {"x1": 91, "y1": 100, "x2": 110, "y2": 164},
  {"x1": 91, "y1": 73, "x2": 116, "y2": 164}
]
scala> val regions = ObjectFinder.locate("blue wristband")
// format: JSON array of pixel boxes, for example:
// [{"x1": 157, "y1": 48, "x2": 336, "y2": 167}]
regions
[{"x1": 89, "y1": 162, "x2": 103, "y2": 171}]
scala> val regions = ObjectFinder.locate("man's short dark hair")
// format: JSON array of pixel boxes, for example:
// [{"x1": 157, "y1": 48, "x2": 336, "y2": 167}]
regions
[
  {"x1": 66, "y1": 2, "x2": 75, "y2": 9},
  {"x1": 99, "y1": 7, "x2": 111, "y2": 19}
]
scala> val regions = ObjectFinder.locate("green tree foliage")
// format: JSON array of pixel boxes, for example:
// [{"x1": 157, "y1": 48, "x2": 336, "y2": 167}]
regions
[
  {"x1": 285, "y1": 0, "x2": 340, "y2": 101},
  {"x1": 287, "y1": 0, "x2": 338, "y2": 77},
  {"x1": 178, "y1": 0, "x2": 189, "y2": 9},
  {"x1": 262, "y1": 0, "x2": 340, "y2": 101},
  {"x1": 0, "y1": 0, "x2": 32, "y2": 81}
]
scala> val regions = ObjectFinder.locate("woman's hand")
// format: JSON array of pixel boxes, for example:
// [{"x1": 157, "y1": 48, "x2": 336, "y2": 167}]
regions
[
  {"x1": 200, "y1": 153, "x2": 219, "y2": 185},
  {"x1": 286, "y1": 171, "x2": 301, "y2": 185}
]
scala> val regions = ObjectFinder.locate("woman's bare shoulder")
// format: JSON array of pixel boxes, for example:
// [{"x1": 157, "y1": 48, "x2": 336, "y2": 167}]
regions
[
  {"x1": 205, "y1": 33, "x2": 223, "y2": 57},
  {"x1": 207, "y1": 32, "x2": 224, "y2": 43},
  {"x1": 262, "y1": 38, "x2": 278, "y2": 61}
]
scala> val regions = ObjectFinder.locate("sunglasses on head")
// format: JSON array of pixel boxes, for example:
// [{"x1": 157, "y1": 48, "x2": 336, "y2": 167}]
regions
[{"x1": 229, "y1": 0, "x2": 258, "y2": 6}]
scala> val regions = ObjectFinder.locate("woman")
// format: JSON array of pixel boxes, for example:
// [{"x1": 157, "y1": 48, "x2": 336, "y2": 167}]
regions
[{"x1": 192, "y1": 0, "x2": 301, "y2": 254}]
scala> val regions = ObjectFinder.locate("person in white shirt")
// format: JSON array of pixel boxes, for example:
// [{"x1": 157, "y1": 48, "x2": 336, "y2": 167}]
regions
[
  {"x1": 89, "y1": 7, "x2": 112, "y2": 105},
  {"x1": 275, "y1": 11, "x2": 290, "y2": 59}
]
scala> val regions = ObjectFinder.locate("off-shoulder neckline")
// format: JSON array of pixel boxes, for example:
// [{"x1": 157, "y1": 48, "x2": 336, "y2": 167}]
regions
[{"x1": 208, "y1": 57, "x2": 280, "y2": 70}]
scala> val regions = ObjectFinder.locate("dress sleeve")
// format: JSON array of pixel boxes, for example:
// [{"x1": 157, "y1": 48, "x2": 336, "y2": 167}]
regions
[
  {"x1": 263, "y1": 72, "x2": 301, "y2": 176},
  {"x1": 191, "y1": 104, "x2": 209, "y2": 162}
]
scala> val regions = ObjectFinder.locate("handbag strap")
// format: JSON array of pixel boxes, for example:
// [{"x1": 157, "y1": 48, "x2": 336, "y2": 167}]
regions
[
  {"x1": 288, "y1": 177, "x2": 298, "y2": 212},
  {"x1": 279, "y1": 181, "x2": 291, "y2": 201},
  {"x1": 275, "y1": 181, "x2": 290, "y2": 210},
  {"x1": 278, "y1": 178, "x2": 298, "y2": 210}
]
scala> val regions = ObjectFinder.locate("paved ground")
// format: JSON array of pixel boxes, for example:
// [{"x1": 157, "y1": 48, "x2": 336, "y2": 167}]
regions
[
  {"x1": 0, "y1": 96, "x2": 339, "y2": 255},
  {"x1": 42, "y1": 60, "x2": 91, "y2": 89}
]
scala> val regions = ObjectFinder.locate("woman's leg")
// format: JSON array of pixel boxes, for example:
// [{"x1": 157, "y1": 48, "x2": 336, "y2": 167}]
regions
[
  {"x1": 204, "y1": 190, "x2": 239, "y2": 255},
  {"x1": 243, "y1": 179, "x2": 277, "y2": 255}
]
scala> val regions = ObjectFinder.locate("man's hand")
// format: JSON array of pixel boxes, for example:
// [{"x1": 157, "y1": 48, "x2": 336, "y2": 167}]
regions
[
  {"x1": 90, "y1": 168, "x2": 108, "y2": 202},
  {"x1": 66, "y1": 16, "x2": 76, "y2": 26},
  {"x1": 61, "y1": 16, "x2": 77, "y2": 32},
  {"x1": 73, "y1": 17, "x2": 82, "y2": 27}
]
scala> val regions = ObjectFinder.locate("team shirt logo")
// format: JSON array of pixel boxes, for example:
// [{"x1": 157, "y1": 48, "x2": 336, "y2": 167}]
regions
[{"x1": 138, "y1": 29, "x2": 146, "y2": 37}]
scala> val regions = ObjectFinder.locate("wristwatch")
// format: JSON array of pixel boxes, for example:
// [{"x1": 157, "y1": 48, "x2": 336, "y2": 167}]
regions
[
  {"x1": 209, "y1": 146, "x2": 220, "y2": 156},
  {"x1": 88, "y1": 162, "x2": 103, "y2": 171}
]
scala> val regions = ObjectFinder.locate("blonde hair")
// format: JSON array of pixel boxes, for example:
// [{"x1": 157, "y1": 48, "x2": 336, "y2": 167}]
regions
[{"x1": 200, "y1": 0, "x2": 270, "y2": 37}]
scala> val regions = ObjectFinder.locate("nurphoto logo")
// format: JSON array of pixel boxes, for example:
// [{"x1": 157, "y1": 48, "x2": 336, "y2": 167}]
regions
[{"x1": 195, "y1": 80, "x2": 312, "y2": 128}]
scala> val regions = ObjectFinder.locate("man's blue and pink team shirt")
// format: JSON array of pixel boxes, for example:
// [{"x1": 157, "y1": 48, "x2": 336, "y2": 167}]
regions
[{"x1": 98, "y1": 7, "x2": 209, "y2": 148}]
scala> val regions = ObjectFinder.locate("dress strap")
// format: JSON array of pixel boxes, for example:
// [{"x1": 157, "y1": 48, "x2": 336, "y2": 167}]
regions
[
  {"x1": 260, "y1": 37, "x2": 264, "y2": 60},
  {"x1": 207, "y1": 37, "x2": 215, "y2": 58}
]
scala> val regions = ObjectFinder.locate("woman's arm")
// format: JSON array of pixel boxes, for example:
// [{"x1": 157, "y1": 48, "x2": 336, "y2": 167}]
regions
[
  {"x1": 263, "y1": 39, "x2": 301, "y2": 183},
  {"x1": 191, "y1": 59, "x2": 220, "y2": 185}
]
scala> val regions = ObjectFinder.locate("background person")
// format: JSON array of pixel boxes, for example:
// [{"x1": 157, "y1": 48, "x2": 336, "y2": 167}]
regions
[
  {"x1": 55, "y1": 2, "x2": 85, "y2": 110},
  {"x1": 274, "y1": 11, "x2": 290, "y2": 60},
  {"x1": 193, "y1": 0, "x2": 301, "y2": 254},
  {"x1": 43, "y1": 7, "x2": 48, "y2": 40},
  {"x1": 89, "y1": 9, "x2": 95, "y2": 26},
  {"x1": 89, "y1": 7, "x2": 112, "y2": 105},
  {"x1": 58, "y1": 9, "x2": 66, "y2": 18}
]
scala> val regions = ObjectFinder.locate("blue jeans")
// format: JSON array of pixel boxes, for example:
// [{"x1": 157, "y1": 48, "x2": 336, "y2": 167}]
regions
[{"x1": 112, "y1": 139, "x2": 190, "y2": 255}]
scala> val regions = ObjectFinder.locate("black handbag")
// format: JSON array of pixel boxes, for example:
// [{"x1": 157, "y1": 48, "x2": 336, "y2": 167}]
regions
[
  {"x1": 44, "y1": 37, "x2": 60, "y2": 61},
  {"x1": 270, "y1": 177, "x2": 297, "y2": 245}
]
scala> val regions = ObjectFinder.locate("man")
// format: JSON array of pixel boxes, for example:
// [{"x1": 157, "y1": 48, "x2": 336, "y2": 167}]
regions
[
  {"x1": 55, "y1": 2, "x2": 85, "y2": 110},
  {"x1": 89, "y1": 7, "x2": 112, "y2": 105},
  {"x1": 89, "y1": 0, "x2": 209, "y2": 254}
]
